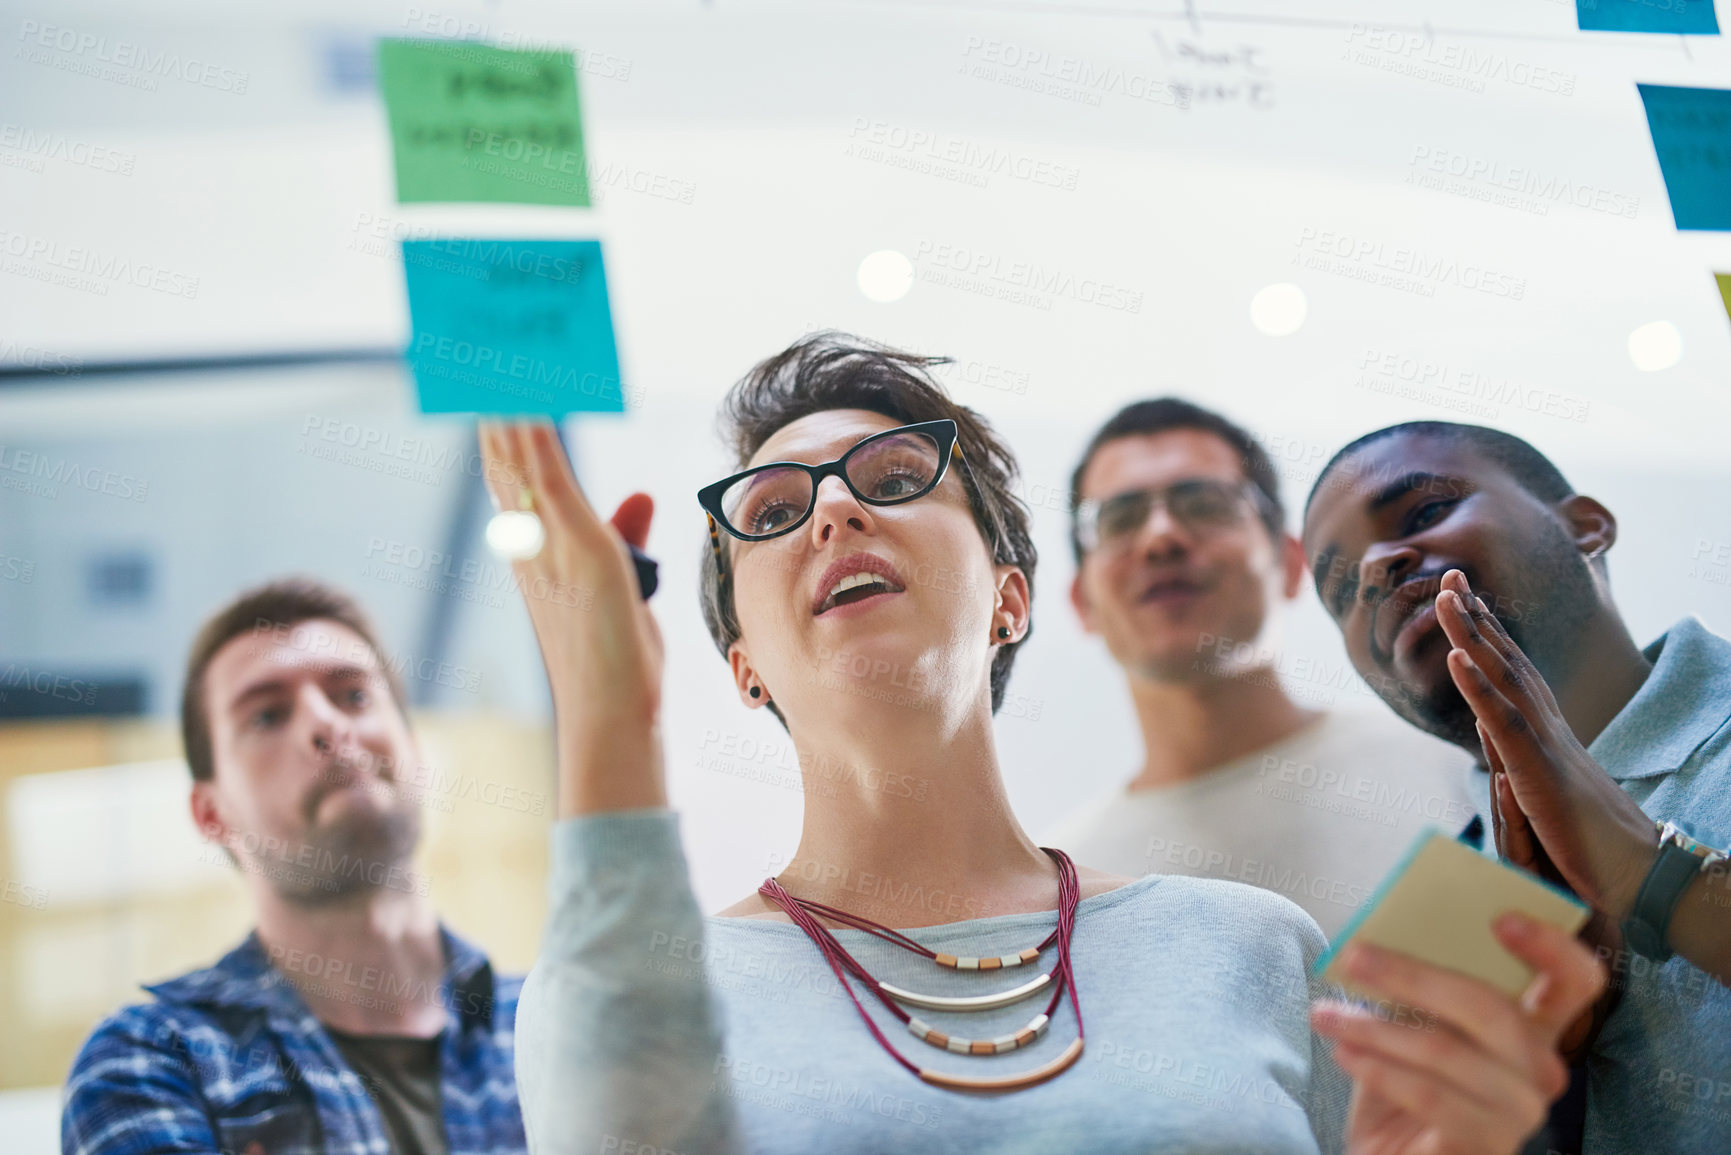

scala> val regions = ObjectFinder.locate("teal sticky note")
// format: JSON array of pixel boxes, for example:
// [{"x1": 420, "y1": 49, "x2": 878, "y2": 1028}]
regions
[
  {"x1": 1638, "y1": 83, "x2": 1731, "y2": 231},
  {"x1": 1578, "y1": 0, "x2": 1719, "y2": 33},
  {"x1": 377, "y1": 39, "x2": 590, "y2": 206},
  {"x1": 402, "y1": 239, "x2": 624, "y2": 415}
]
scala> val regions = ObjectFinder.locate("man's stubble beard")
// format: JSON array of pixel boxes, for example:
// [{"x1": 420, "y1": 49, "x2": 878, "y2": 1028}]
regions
[{"x1": 261, "y1": 794, "x2": 423, "y2": 906}]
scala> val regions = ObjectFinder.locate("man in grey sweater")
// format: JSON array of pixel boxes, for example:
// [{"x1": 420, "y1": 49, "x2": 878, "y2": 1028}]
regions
[{"x1": 1051, "y1": 399, "x2": 1474, "y2": 937}]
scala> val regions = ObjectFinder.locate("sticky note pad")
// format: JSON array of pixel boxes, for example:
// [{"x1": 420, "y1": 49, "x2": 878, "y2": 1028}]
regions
[
  {"x1": 1638, "y1": 83, "x2": 1731, "y2": 231},
  {"x1": 377, "y1": 39, "x2": 590, "y2": 206},
  {"x1": 1718, "y1": 272, "x2": 1731, "y2": 322},
  {"x1": 402, "y1": 238, "x2": 624, "y2": 415},
  {"x1": 1578, "y1": 0, "x2": 1719, "y2": 34},
  {"x1": 1313, "y1": 829, "x2": 1588, "y2": 1000}
]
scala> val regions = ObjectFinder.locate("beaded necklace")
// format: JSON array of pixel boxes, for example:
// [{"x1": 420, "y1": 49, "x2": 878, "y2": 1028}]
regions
[{"x1": 758, "y1": 848, "x2": 1084, "y2": 1092}]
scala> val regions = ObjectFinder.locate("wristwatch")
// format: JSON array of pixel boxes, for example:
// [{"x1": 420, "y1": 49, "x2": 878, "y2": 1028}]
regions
[{"x1": 1620, "y1": 820, "x2": 1729, "y2": 962}]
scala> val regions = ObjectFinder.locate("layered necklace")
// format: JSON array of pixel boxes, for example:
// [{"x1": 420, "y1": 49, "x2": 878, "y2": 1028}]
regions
[{"x1": 758, "y1": 848, "x2": 1084, "y2": 1093}]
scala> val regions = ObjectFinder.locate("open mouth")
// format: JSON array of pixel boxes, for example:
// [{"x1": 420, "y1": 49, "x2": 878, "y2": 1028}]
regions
[
  {"x1": 816, "y1": 571, "x2": 907, "y2": 615},
  {"x1": 813, "y1": 554, "x2": 908, "y2": 616}
]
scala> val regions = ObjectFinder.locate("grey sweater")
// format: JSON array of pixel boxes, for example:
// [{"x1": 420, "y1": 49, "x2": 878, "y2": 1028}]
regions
[{"x1": 516, "y1": 811, "x2": 1349, "y2": 1154}]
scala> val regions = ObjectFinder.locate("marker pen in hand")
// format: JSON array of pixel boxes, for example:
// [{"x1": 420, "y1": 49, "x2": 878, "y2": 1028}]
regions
[{"x1": 628, "y1": 543, "x2": 659, "y2": 600}]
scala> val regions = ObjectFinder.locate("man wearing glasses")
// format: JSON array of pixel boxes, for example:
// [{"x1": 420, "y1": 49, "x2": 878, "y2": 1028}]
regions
[{"x1": 1048, "y1": 399, "x2": 1474, "y2": 938}]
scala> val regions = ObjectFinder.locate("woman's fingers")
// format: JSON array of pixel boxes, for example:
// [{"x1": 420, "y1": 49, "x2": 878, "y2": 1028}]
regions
[
  {"x1": 1331, "y1": 1036, "x2": 1545, "y2": 1151},
  {"x1": 520, "y1": 422, "x2": 602, "y2": 531},
  {"x1": 611, "y1": 493, "x2": 655, "y2": 550},
  {"x1": 1327, "y1": 942, "x2": 1546, "y2": 1085},
  {"x1": 1493, "y1": 913, "x2": 1607, "y2": 1043},
  {"x1": 1317, "y1": 1005, "x2": 1553, "y2": 1121},
  {"x1": 1317, "y1": 927, "x2": 1599, "y2": 1151},
  {"x1": 478, "y1": 421, "x2": 528, "y2": 513},
  {"x1": 480, "y1": 422, "x2": 641, "y2": 593}
]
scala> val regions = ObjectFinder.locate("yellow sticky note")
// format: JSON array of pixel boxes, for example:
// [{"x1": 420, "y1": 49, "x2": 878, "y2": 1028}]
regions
[{"x1": 1314, "y1": 829, "x2": 1589, "y2": 1000}]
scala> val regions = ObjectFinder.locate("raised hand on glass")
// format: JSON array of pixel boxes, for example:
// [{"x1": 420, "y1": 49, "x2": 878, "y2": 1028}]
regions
[{"x1": 479, "y1": 421, "x2": 666, "y2": 817}]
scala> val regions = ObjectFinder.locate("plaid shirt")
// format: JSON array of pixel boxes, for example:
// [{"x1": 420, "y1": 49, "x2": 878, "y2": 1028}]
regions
[{"x1": 62, "y1": 927, "x2": 527, "y2": 1155}]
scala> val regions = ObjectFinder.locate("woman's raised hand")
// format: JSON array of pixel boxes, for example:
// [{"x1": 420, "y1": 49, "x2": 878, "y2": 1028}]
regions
[{"x1": 479, "y1": 421, "x2": 666, "y2": 817}]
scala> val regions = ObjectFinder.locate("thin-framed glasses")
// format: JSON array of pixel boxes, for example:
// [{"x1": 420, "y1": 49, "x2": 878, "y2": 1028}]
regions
[
  {"x1": 1074, "y1": 479, "x2": 1272, "y2": 553},
  {"x1": 698, "y1": 419, "x2": 962, "y2": 581}
]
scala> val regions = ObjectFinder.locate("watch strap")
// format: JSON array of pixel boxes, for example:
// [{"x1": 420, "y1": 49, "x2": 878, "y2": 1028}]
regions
[{"x1": 1621, "y1": 836, "x2": 1706, "y2": 962}]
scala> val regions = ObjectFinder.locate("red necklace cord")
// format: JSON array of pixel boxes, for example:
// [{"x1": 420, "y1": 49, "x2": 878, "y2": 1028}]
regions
[
  {"x1": 765, "y1": 881, "x2": 1069, "y2": 1030},
  {"x1": 758, "y1": 848, "x2": 1084, "y2": 1082},
  {"x1": 759, "y1": 874, "x2": 926, "y2": 1075},
  {"x1": 784, "y1": 894, "x2": 1062, "y2": 961}
]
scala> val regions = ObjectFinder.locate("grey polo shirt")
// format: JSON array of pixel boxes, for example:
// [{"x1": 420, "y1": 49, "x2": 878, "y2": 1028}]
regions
[{"x1": 1583, "y1": 616, "x2": 1731, "y2": 1154}]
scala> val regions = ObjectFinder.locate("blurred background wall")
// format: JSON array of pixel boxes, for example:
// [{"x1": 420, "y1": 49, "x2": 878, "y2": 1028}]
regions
[{"x1": 3, "y1": 0, "x2": 1730, "y2": 1147}]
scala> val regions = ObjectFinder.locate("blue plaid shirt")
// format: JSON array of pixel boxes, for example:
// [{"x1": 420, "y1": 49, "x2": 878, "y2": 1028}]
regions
[{"x1": 62, "y1": 927, "x2": 527, "y2": 1155}]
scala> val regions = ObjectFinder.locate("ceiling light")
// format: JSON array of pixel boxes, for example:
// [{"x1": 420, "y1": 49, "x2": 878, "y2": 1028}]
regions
[
  {"x1": 857, "y1": 250, "x2": 913, "y2": 303},
  {"x1": 1250, "y1": 283, "x2": 1307, "y2": 337},
  {"x1": 1628, "y1": 321, "x2": 1682, "y2": 372},
  {"x1": 485, "y1": 510, "x2": 544, "y2": 560}
]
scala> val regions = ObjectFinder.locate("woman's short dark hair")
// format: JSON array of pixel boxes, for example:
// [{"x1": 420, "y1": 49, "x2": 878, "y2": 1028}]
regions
[{"x1": 698, "y1": 332, "x2": 1036, "y2": 723}]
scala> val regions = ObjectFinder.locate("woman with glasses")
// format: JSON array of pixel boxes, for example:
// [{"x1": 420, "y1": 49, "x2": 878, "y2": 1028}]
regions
[{"x1": 487, "y1": 334, "x2": 1601, "y2": 1154}]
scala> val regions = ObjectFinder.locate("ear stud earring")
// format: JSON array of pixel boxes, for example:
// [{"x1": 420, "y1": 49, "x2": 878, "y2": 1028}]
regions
[
  {"x1": 997, "y1": 627, "x2": 1012, "y2": 640},
  {"x1": 750, "y1": 686, "x2": 762, "y2": 699}
]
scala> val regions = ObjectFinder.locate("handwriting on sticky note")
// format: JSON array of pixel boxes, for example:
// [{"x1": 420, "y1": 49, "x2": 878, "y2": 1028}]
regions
[
  {"x1": 377, "y1": 39, "x2": 590, "y2": 206},
  {"x1": 1638, "y1": 84, "x2": 1731, "y2": 232},
  {"x1": 402, "y1": 238, "x2": 625, "y2": 416}
]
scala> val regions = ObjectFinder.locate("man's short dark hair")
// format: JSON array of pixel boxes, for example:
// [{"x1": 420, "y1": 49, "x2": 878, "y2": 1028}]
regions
[
  {"x1": 181, "y1": 578, "x2": 408, "y2": 782},
  {"x1": 698, "y1": 331, "x2": 1036, "y2": 723},
  {"x1": 1067, "y1": 397, "x2": 1286, "y2": 563},
  {"x1": 1304, "y1": 421, "x2": 1575, "y2": 521}
]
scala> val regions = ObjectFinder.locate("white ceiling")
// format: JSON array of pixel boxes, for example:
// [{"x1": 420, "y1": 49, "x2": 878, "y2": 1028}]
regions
[{"x1": 1, "y1": 0, "x2": 1728, "y2": 472}]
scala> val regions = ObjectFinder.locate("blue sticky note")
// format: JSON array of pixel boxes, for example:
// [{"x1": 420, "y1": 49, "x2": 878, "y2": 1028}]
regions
[
  {"x1": 401, "y1": 238, "x2": 624, "y2": 415},
  {"x1": 1638, "y1": 83, "x2": 1731, "y2": 231},
  {"x1": 1578, "y1": 0, "x2": 1719, "y2": 33}
]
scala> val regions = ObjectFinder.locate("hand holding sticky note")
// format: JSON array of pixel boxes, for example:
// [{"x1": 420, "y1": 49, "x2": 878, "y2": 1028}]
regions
[
  {"x1": 1313, "y1": 829, "x2": 1589, "y2": 1000},
  {"x1": 378, "y1": 39, "x2": 590, "y2": 206}
]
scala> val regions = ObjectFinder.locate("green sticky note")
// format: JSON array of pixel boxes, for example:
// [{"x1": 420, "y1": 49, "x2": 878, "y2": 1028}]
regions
[
  {"x1": 377, "y1": 39, "x2": 590, "y2": 206},
  {"x1": 1718, "y1": 273, "x2": 1731, "y2": 325}
]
